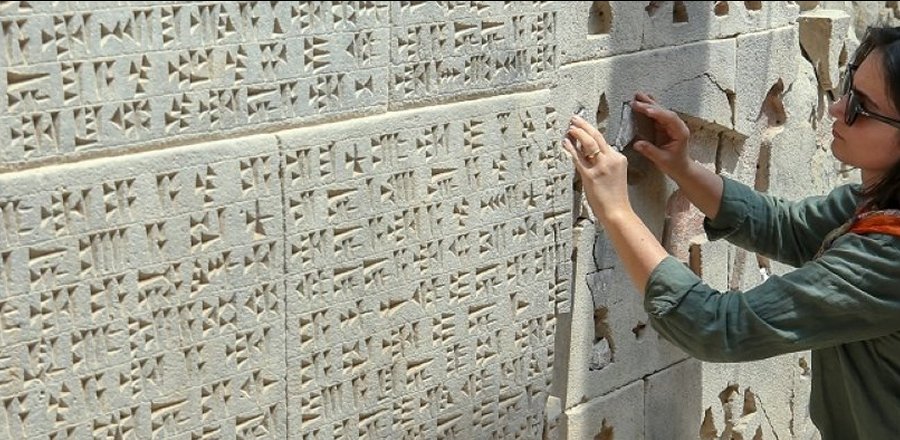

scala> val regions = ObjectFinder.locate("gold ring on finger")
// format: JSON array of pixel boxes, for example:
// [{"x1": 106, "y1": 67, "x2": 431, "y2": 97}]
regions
[{"x1": 585, "y1": 149, "x2": 601, "y2": 160}]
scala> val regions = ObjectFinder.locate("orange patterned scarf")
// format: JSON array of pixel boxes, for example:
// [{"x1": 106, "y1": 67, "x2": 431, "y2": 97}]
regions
[
  {"x1": 815, "y1": 209, "x2": 900, "y2": 259},
  {"x1": 848, "y1": 210, "x2": 900, "y2": 236}
]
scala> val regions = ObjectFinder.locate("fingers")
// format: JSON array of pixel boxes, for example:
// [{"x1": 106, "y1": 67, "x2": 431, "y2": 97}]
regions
[
  {"x1": 630, "y1": 98, "x2": 666, "y2": 120},
  {"x1": 630, "y1": 99, "x2": 686, "y2": 138},
  {"x1": 569, "y1": 115, "x2": 612, "y2": 154},
  {"x1": 567, "y1": 125, "x2": 600, "y2": 158},
  {"x1": 562, "y1": 138, "x2": 588, "y2": 172},
  {"x1": 634, "y1": 91, "x2": 656, "y2": 104},
  {"x1": 632, "y1": 92, "x2": 671, "y2": 123},
  {"x1": 633, "y1": 140, "x2": 661, "y2": 164}
]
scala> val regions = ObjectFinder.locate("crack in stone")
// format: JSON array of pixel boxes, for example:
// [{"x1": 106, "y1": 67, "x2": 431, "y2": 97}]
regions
[{"x1": 755, "y1": 393, "x2": 781, "y2": 440}]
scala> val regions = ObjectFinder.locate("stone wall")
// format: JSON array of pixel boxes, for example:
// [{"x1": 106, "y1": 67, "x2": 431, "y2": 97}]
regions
[{"x1": 0, "y1": 2, "x2": 894, "y2": 439}]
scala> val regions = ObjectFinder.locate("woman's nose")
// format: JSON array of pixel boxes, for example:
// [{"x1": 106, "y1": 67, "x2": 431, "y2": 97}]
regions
[{"x1": 828, "y1": 93, "x2": 846, "y2": 120}]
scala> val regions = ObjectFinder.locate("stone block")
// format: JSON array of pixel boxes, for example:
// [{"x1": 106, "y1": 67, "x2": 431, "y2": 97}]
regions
[
  {"x1": 0, "y1": 3, "x2": 394, "y2": 168},
  {"x1": 764, "y1": 54, "x2": 848, "y2": 201},
  {"x1": 592, "y1": 230, "x2": 618, "y2": 273},
  {"x1": 799, "y1": 9, "x2": 852, "y2": 93},
  {"x1": 560, "y1": 2, "x2": 799, "y2": 65},
  {"x1": 688, "y1": 237, "x2": 730, "y2": 291},
  {"x1": 0, "y1": 134, "x2": 286, "y2": 439},
  {"x1": 735, "y1": 26, "x2": 799, "y2": 136},
  {"x1": 663, "y1": 189, "x2": 705, "y2": 262},
  {"x1": 560, "y1": 41, "x2": 734, "y2": 407},
  {"x1": 558, "y1": 39, "x2": 736, "y2": 264},
  {"x1": 564, "y1": 379, "x2": 644, "y2": 439},
  {"x1": 278, "y1": 90, "x2": 571, "y2": 438},
  {"x1": 661, "y1": 121, "x2": 722, "y2": 261},
  {"x1": 645, "y1": 359, "x2": 703, "y2": 440},
  {"x1": 544, "y1": 395, "x2": 564, "y2": 439},
  {"x1": 559, "y1": 38, "x2": 736, "y2": 138},
  {"x1": 700, "y1": 355, "x2": 799, "y2": 439},
  {"x1": 714, "y1": 2, "x2": 800, "y2": 37},
  {"x1": 686, "y1": 118, "x2": 726, "y2": 172},
  {"x1": 555, "y1": 45, "x2": 745, "y2": 407},
  {"x1": 641, "y1": 1, "x2": 727, "y2": 51},
  {"x1": 557, "y1": 1, "x2": 645, "y2": 64},
  {"x1": 566, "y1": 218, "x2": 598, "y2": 316},
  {"x1": 388, "y1": 2, "x2": 560, "y2": 109},
  {"x1": 564, "y1": 259, "x2": 688, "y2": 409}
]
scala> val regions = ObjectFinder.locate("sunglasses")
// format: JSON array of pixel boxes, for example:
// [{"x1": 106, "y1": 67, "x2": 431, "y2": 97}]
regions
[{"x1": 838, "y1": 64, "x2": 900, "y2": 129}]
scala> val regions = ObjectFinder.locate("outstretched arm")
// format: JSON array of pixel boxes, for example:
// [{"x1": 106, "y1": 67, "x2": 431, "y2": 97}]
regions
[
  {"x1": 563, "y1": 114, "x2": 666, "y2": 294},
  {"x1": 562, "y1": 92, "x2": 725, "y2": 294},
  {"x1": 565, "y1": 98, "x2": 900, "y2": 362},
  {"x1": 623, "y1": 93, "x2": 858, "y2": 266}
]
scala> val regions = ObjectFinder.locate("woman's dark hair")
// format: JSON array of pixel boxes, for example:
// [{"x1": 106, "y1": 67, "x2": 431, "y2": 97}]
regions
[{"x1": 853, "y1": 27, "x2": 900, "y2": 210}]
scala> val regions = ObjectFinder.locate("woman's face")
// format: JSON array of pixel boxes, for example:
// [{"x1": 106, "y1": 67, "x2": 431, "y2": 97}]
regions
[{"x1": 828, "y1": 49, "x2": 900, "y2": 183}]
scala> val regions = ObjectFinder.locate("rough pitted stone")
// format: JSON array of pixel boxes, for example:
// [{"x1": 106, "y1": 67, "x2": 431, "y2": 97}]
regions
[
  {"x1": 735, "y1": 26, "x2": 800, "y2": 136},
  {"x1": 799, "y1": 9, "x2": 852, "y2": 93}
]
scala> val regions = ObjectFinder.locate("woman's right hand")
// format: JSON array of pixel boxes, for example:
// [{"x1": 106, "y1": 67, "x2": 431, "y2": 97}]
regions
[
  {"x1": 630, "y1": 92, "x2": 725, "y2": 221},
  {"x1": 630, "y1": 92, "x2": 692, "y2": 177}
]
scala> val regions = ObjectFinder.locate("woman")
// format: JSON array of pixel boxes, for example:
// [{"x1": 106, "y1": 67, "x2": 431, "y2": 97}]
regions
[{"x1": 563, "y1": 27, "x2": 900, "y2": 439}]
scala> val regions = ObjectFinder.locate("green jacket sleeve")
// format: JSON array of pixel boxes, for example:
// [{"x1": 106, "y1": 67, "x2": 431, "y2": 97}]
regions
[
  {"x1": 644, "y1": 232, "x2": 900, "y2": 362},
  {"x1": 704, "y1": 176, "x2": 860, "y2": 267}
]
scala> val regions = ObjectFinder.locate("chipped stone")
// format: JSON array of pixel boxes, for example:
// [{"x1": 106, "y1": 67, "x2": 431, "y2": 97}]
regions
[{"x1": 799, "y1": 9, "x2": 852, "y2": 93}]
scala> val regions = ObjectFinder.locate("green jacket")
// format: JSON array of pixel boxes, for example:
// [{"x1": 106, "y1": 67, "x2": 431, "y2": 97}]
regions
[{"x1": 644, "y1": 176, "x2": 900, "y2": 440}]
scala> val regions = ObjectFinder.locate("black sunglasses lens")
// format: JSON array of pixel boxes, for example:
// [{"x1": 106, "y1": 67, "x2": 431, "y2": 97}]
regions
[
  {"x1": 840, "y1": 65, "x2": 855, "y2": 96},
  {"x1": 845, "y1": 90, "x2": 858, "y2": 126}
]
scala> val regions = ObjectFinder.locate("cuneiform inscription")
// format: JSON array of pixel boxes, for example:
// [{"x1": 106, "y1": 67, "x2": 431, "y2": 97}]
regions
[
  {"x1": 28, "y1": 245, "x2": 69, "y2": 291},
  {"x1": 2, "y1": 3, "x2": 393, "y2": 166},
  {"x1": 40, "y1": 189, "x2": 90, "y2": 238},
  {"x1": 391, "y1": 5, "x2": 559, "y2": 103},
  {"x1": 190, "y1": 208, "x2": 225, "y2": 252},
  {"x1": 1, "y1": 199, "x2": 33, "y2": 245},
  {"x1": 79, "y1": 228, "x2": 130, "y2": 277},
  {"x1": 7, "y1": 69, "x2": 53, "y2": 113},
  {"x1": 150, "y1": 395, "x2": 191, "y2": 437},
  {"x1": 1, "y1": 137, "x2": 287, "y2": 438},
  {"x1": 1, "y1": 6, "x2": 569, "y2": 436},
  {"x1": 102, "y1": 178, "x2": 137, "y2": 223},
  {"x1": 284, "y1": 98, "x2": 568, "y2": 439}
]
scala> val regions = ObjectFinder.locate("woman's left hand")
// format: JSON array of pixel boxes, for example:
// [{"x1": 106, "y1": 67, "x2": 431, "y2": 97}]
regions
[{"x1": 562, "y1": 114, "x2": 633, "y2": 224}]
